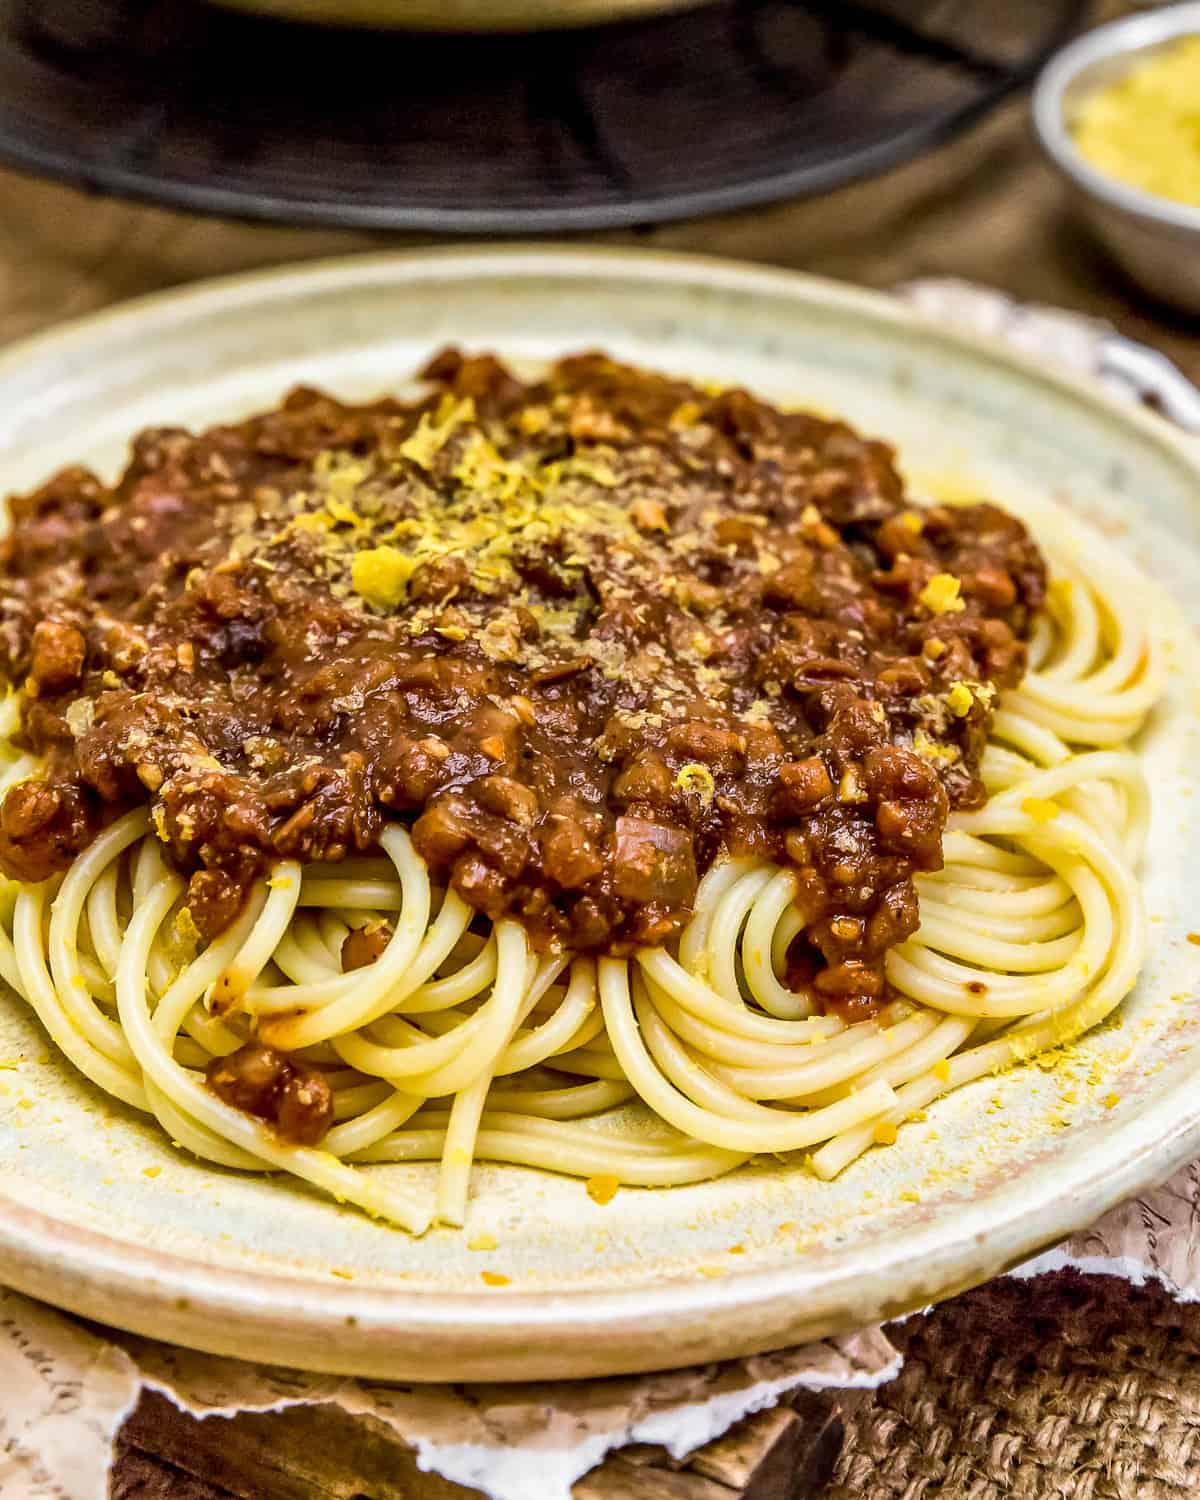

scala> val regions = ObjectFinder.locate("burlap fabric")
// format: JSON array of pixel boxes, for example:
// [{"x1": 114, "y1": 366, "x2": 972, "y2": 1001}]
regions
[{"x1": 831, "y1": 1272, "x2": 1200, "y2": 1498}]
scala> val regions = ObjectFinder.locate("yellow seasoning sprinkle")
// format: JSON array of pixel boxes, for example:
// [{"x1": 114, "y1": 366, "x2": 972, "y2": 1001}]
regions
[
  {"x1": 897, "y1": 510, "x2": 924, "y2": 534},
  {"x1": 398, "y1": 395, "x2": 474, "y2": 469},
  {"x1": 727, "y1": 1244, "x2": 746, "y2": 1256},
  {"x1": 325, "y1": 495, "x2": 364, "y2": 529},
  {"x1": 899, "y1": 1191, "x2": 921, "y2": 1203},
  {"x1": 922, "y1": 637, "x2": 947, "y2": 661},
  {"x1": 1187, "y1": 933, "x2": 1200, "y2": 947},
  {"x1": 518, "y1": 404, "x2": 551, "y2": 436},
  {"x1": 175, "y1": 907, "x2": 202, "y2": 946},
  {"x1": 330, "y1": 1267, "x2": 354, "y2": 1280},
  {"x1": 468, "y1": 1233, "x2": 498, "y2": 1252},
  {"x1": 290, "y1": 509, "x2": 335, "y2": 535},
  {"x1": 873, "y1": 1120, "x2": 899, "y2": 1147},
  {"x1": 933, "y1": 1059, "x2": 952, "y2": 1083},
  {"x1": 351, "y1": 545, "x2": 418, "y2": 611},
  {"x1": 1103, "y1": 1093, "x2": 1121, "y2": 1110},
  {"x1": 630, "y1": 497, "x2": 669, "y2": 532},
  {"x1": 690, "y1": 632, "x2": 713, "y2": 659},
  {"x1": 944, "y1": 682, "x2": 974, "y2": 718},
  {"x1": 266, "y1": 873, "x2": 293, "y2": 891},
  {"x1": 1022, "y1": 796, "x2": 1060, "y2": 824},
  {"x1": 586, "y1": 1174, "x2": 620, "y2": 1206},
  {"x1": 480, "y1": 1271, "x2": 511, "y2": 1287},
  {"x1": 142, "y1": 1165, "x2": 162, "y2": 1178},
  {"x1": 918, "y1": 573, "x2": 965, "y2": 615},
  {"x1": 670, "y1": 400, "x2": 704, "y2": 429},
  {"x1": 698, "y1": 1265, "x2": 728, "y2": 1279},
  {"x1": 675, "y1": 763, "x2": 716, "y2": 806}
]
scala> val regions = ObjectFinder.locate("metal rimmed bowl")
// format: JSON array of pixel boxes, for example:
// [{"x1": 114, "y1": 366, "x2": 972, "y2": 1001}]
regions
[{"x1": 1033, "y1": 4, "x2": 1200, "y2": 313}]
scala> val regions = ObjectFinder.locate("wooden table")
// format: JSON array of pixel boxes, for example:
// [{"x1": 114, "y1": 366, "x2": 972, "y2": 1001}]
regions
[{"x1": 1, "y1": 5, "x2": 1192, "y2": 1495}]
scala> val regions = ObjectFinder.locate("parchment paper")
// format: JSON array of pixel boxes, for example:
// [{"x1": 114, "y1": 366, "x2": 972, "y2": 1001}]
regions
[
  {"x1": 0, "y1": 1287, "x2": 899, "y2": 1500},
  {"x1": 2, "y1": 279, "x2": 1196, "y2": 1500}
]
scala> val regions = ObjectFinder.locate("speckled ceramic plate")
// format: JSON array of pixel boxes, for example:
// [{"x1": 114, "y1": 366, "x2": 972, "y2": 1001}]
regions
[{"x1": 1, "y1": 248, "x2": 1198, "y2": 1381}]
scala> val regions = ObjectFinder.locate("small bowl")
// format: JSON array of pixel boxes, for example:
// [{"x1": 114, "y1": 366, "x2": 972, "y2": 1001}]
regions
[{"x1": 1033, "y1": 4, "x2": 1200, "y2": 313}]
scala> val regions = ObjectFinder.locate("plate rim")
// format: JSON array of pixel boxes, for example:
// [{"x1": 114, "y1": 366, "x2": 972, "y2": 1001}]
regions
[{"x1": 1, "y1": 242, "x2": 1198, "y2": 1379}]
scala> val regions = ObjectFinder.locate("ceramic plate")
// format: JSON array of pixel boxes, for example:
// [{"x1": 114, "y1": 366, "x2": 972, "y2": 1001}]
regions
[{"x1": 1, "y1": 248, "x2": 1198, "y2": 1381}]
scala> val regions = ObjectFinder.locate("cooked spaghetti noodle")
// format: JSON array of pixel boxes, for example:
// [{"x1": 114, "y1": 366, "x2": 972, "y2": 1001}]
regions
[{"x1": 0, "y1": 353, "x2": 1161, "y2": 1233}]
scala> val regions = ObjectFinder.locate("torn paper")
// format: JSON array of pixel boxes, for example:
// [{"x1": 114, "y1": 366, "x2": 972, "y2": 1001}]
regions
[{"x1": 0, "y1": 1289, "x2": 898, "y2": 1500}]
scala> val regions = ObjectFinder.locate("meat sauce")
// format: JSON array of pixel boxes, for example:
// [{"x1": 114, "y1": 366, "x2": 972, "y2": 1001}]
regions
[{"x1": 0, "y1": 351, "x2": 1044, "y2": 1027}]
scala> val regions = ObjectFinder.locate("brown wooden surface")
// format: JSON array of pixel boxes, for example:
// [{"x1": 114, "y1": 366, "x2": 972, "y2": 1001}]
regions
[
  {"x1": 1, "y1": 4, "x2": 1187, "y2": 1497},
  {"x1": 111, "y1": 1387, "x2": 842, "y2": 1499}
]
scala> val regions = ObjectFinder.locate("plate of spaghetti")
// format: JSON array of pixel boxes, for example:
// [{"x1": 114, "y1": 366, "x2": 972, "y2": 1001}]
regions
[{"x1": 0, "y1": 248, "x2": 1197, "y2": 1381}]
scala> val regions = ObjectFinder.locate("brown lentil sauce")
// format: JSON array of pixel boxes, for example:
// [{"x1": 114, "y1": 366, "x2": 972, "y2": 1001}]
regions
[{"x1": 0, "y1": 350, "x2": 1044, "y2": 1024}]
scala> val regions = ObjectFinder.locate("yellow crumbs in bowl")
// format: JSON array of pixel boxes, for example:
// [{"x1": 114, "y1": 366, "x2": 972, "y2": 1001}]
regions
[{"x1": 1073, "y1": 37, "x2": 1200, "y2": 208}]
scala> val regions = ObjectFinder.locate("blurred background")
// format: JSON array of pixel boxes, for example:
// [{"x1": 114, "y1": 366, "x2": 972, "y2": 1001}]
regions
[{"x1": 0, "y1": 0, "x2": 1192, "y2": 381}]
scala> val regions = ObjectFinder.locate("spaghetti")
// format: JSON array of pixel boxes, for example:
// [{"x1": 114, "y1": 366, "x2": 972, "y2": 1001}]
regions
[{"x1": 0, "y1": 353, "x2": 1161, "y2": 1233}]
